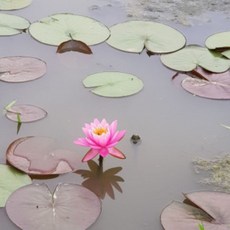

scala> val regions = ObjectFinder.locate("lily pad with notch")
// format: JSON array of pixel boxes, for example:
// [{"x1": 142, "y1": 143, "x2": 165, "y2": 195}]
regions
[
  {"x1": 0, "y1": 0, "x2": 32, "y2": 10},
  {"x1": 29, "y1": 13, "x2": 110, "y2": 53},
  {"x1": 0, "y1": 13, "x2": 30, "y2": 35},
  {"x1": 5, "y1": 104, "x2": 47, "y2": 122},
  {"x1": 6, "y1": 136, "x2": 82, "y2": 175},
  {"x1": 178, "y1": 67, "x2": 230, "y2": 99},
  {"x1": 0, "y1": 164, "x2": 31, "y2": 207},
  {"x1": 161, "y1": 191, "x2": 230, "y2": 230},
  {"x1": 106, "y1": 20, "x2": 186, "y2": 54},
  {"x1": 83, "y1": 72, "x2": 144, "y2": 97},
  {"x1": 0, "y1": 56, "x2": 46, "y2": 83},
  {"x1": 6, "y1": 183, "x2": 102, "y2": 230},
  {"x1": 161, "y1": 45, "x2": 230, "y2": 73}
]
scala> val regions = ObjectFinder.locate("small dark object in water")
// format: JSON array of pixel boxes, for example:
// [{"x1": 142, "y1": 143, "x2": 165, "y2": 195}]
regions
[{"x1": 131, "y1": 134, "x2": 141, "y2": 144}]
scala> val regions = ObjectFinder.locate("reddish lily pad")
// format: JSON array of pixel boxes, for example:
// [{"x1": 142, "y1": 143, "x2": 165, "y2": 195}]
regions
[
  {"x1": 6, "y1": 136, "x2": 82, "y2": 175},
  {"x1": 5, "y1": 104, "x2": 47, "y2": 123},
  {"x1": 161, "y1": 191, "x2": 230, "y2": 230},
  {"x1": 57, "y1": 40, "x2": 92, "y2": 54},
  {"x1": 6, "y1": 183, "x2": 102, "y2": 230},
  {"x1": 0, "y1": 56, "x2": 46, "y2": 83},
  {"x1": 176, "y1": 67, "x2": 230, "y2": 99}
]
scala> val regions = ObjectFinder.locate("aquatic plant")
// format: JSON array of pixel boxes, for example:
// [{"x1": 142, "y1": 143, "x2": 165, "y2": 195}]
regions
[{"x1": 74, "y1": 118, "x2": 126, "y2": 162}]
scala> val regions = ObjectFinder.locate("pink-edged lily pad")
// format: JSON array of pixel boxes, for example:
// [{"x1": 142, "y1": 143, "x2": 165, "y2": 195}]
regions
[
  {"x1": 6, "y1": 183, "x2": 102, "y2": 230},
  {"x1": 161, "y1": 191, "x2": 230, "y2": 230},
  {"x1": 5, "y1": 104, "x2": 47, "y2": 123},
  {"x1": 175, "y1": 67, "x2": 230, "y2": 99},
  {"x1": 0, "y1": 56, "x2": 46, "y2": 83},
  {"x1": 6, "y1": 136, "x2": 82, "y2": 175}
]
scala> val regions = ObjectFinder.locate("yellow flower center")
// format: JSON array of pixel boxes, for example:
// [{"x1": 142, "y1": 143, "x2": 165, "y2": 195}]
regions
[{"x1": 93, "y1": 127, "x2": 107, "y2": 136}]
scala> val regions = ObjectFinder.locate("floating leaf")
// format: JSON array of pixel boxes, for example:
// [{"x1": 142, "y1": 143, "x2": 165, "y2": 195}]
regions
[
  {"x1": 106, "y1": 20, "x2": 186, "y2": 54},
  {"x1": 29, "y1": 13, "x2": 110, "y2": 47},
  {"x1": 161, "y1": 45, "x2": 230, "y2": 73},
  {"x1": 0, "y1": 0, "x2": 32, "y2": 10},
  {"x1": 0, "y1": 164, "x2": 31, "y2": 207},
  {"x1": 0, "y1": 13, "x2": 30, "y2": 35},
  {"x1": 83, "y1": 72, "x2": 144, "y2": 97},
  {"x1": 6, "y1": 136, "x2": 82, "y2": 175},
  {"x1": 179, "y1": 67, "x2": 230, "y2": 99},
  {"x1": 161, "y1": 191, "x2": 230, "y2": 230},
  {"x1": 57, "y1": 40, "x2": 92, "y2": 54},
  {"x1": 205, "y1": 31, "x2": 230, "y2": 50},
  {"x1": 222, "y1": 50, "x2": 230, "y2": 59},
  {"x1": 6, "y1": 183, "x2": 102, "y2": 230},
  {"x1": 0, "y1": 56, "x2": 46, "y2": 83},
  {"x1": 5, "y1": 104, "x2": 47, "y2": 122}
]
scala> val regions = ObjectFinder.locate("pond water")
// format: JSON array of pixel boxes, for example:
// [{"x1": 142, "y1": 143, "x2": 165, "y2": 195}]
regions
[{"x1": 1, "y1": 0, "x2": 230, "y2": 229}]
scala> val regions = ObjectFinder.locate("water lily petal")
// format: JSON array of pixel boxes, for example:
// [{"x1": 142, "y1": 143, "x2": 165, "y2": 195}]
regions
[
  {"x1": 109, "y1": 147, "x2": 126, "y2": 159},
  {"x1": 82, "y1": 149, "x2": 99, "y2": 162},
  {"x1": 99, "y1": 148, "x2": 109, "y2": 157},
  {"x1": 109, "y1": 120, "x2": 117, "y2": 136},
  {"x1": 109, "y1": 130, "x2": 126, "y2": 145},
  {"x1": 74, "y1": 138, "x2": 90, "y2": 147}
]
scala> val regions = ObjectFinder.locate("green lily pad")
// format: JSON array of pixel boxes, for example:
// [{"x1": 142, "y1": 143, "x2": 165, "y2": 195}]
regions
[
  {"x1": 0, "y1": 0, "x2": 32, "y2": 10},
  {"x1": 205, "y1": 31, "x2": 230, "y2": 50},
  {"x1": 83, "y1": 72, "x2": 144, "y2": 97},
  {"x1": 106, "y1": 20, "x2": 186, "y2": 54},
  {"x1": 0, "y1": 164, "x2": 31, "y2": 207},
  {"x1": 29, "y1": 13, "x2": 110, "y2": 46},
  {"x1": 160, "y1": 45, "x2": 230, "y2": 73},
  {"x1": 222, "y1": 50, "x2": 230, "y2": 59},
  {"x1": 0, "y1": 13, "x2": 30, "y2": 36}
]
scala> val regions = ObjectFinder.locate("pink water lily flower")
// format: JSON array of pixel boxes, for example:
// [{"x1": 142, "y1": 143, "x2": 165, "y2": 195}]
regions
[{"x1": 74, "y1": 119, "x2": 126, "y2": 162}]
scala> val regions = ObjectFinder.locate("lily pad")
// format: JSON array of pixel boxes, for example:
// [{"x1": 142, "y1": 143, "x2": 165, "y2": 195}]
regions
[
  {"x1": 0, "y1": 13, "x2": 30, "y2": 36},
  {"x1": 0, "y1": 164, "x2": 31, "y2": 207},
  {"x1": 57, "y1": 40, "x2": 92, "y2": 54},
  {"x1": 161, "y1": 191, "x2": 230, "y2": 230},
  {"x1": 0, "y1": 56, "x2": 46, "y2": 83},
  {"x1": 29, "y1": 13, "x2": 110, "y2": 46},
  {"x1": 106, "y1": 20, "x2": 186, "y2": 54},
  {"x1": 83, "y1": 72, "x2": 144, "y2": 97},
  {"x1": 160, "y1": 45, "x2": 230, "y2": 73},
  {"x1": 5, "y1": 104, "x2": 47, "y2": 122},
  {"x1": 6, "y1": 183, "x2": 102, "y2": 230},
  {"x1": 6, "y1": 136, "x2": 82, "y2": 175},
  {"x1": 0, "y1": 0, "x2": 32, "y2": 10},
  {"x1": 180, "y1": 67, "x2": 230, "y2": 99},
  {"x1": 205, "y1": 31, "x2": 230, "y2": 50}
]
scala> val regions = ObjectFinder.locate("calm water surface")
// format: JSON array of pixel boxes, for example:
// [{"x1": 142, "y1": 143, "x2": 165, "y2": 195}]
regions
[{"x1": 1, "y1": 0, "x2": 230, "y2": 229}]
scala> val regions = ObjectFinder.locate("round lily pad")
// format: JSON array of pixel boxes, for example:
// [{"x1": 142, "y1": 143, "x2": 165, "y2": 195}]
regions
[
  {"x1": 161, "y1": 191, "x2": 230, "y2": 230},
  {"x1": 160, "y1": 45, "x2": 230, "y2": 73},
  {"x1": 0, "y1": 13, "x2": 30, "y2": 36},
  {"x1": 6, "y1": 183, "x2": 102, "y2": 230},
  {"x1": 6, "y1": 136, "x2": 82, "y2": 175},
  {"x1": 205, "y1": 31, "x2": 230, "y2": 50},
  {"x1": 0, "y1": 0, "x2": 32, "y2": 10},
  {"x1": 29, "y1": 13, "x2": 110, "y2": 46},
  {"x1": 106, "y1": 20, "x2": 186, "y2": 53},
  {"x1": 5, "y1": 104, "x2": 47, "y2": 122},
  {"x1": 0, "y1": 56, "x2": 46, "y2": 83},
  {"x1": 181, "y1": 68, "x2": 230, "y2": 99},
  {"x1": 0, "y1": 164, "x2": 31, "y2": 207},
  {"x1": 83, "y1": 72, "x2": 144, "y2": 97}
]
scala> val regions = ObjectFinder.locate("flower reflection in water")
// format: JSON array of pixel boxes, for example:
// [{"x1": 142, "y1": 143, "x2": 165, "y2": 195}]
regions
[{"x1": 76, "y1": 160, "x2": 124, "y2": 200}]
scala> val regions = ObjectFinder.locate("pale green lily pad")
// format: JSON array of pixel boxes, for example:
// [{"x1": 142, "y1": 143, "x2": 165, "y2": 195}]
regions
[
  {"x1": 29, "y1": 13, "x2": 110, "y2": 46},
  {"x1": 205, "y1": 31, "x2": 230, "y2": 50},
  {"x1": 0, "y1": 13, "x2": 30, "y2": 35},
  {"x1": 106, "y1": 20, "x2": 186, "y2": 54},
  {"x1": 0, "y1": 0, "x2": 32, "y2": 10},
  {"x1": 160, "y1": 45, "x2": 230, "y2": 73},
  {"x1": 83, "y1": 72, "x2": 144, "y2": 97},
  {"x1": 0, "y1": 164, "x2": 31, "y2": 207},
  {"x1": 222, "y1": 50, "x2": 230, "y2": 59}
]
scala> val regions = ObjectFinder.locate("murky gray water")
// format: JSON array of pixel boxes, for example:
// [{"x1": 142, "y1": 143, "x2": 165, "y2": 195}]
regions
[{"x1": 1, "y1": 0, "x2": 230, "y2": 229}]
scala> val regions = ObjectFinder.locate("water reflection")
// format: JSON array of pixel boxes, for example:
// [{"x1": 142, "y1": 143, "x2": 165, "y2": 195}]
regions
[{"x1": 76, "y1": 160, "x2": 124, "y2": 200}]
